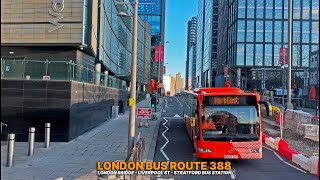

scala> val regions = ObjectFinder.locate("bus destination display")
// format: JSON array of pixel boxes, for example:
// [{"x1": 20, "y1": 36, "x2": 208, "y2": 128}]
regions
[{"x1": 203, "y1": 96, "x2": 256, "y2": 106}]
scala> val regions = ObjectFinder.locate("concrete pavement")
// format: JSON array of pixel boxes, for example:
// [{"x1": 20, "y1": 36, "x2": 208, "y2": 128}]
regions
[{"x1": 1, "y1": 97, "x2": 163, "y2": 180}]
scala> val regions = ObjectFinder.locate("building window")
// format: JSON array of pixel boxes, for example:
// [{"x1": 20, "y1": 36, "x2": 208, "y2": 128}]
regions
[
  {"x1": 255, "y1": 44, "x2": 263, "y2": 66},
  {"x1": 274, "y1": 21, "x2": 282, "y2": 43},
  {"x1": 293, "y1": 21, "x2": 301, "y2": 42},
  {"x1": 246, "y1": 20, "x2": 254, "y2": 42},
  {"x1": 302, "y1": 45, "x2": 310, "y2": 67},
  {"x1": 312, "y1": 0, "x2": 319, "y2": 20},
  {"x1": 246, "y1": 44, "x2": 254, "y2": 66},
  {"x1": 247, "y1": 0, "x2": 255, "y2": 18},
  {"x1": 274, "y1": 44, "x2": 281, "y2": 66},
  {"x1": 237, "y1": 43, "x2": 245, "y2": 66},
  {"x1": 302, "y1": 0, "x2": 310, "y2": 19},
  {"x1": 312, "y1": 22, "x2": 319, "y2": 43},
  {"x1": 256, "y1": 21, "x2": 264, "y2": 42},
  {"x1": 265, "y1": 21, "x2": 273, "y2": 42},
  {"x1": 237, "y1": 20, "x2": 245, "y2": 42},
  {"x1": 283, "y1": 21, "x2": 288, "y2": 43},
  {"x1": 302, "y1": 21, "x2": 310, "y2": 43},
  {"x1": 293, "y1": 0, "x2": 301, "y2": 19},
  {"x1": 256, "y1": 0, "x2": 264, "y2": 18},
  {"x1": 265, "y1": 44, "x2": 273, "y2": 66},
  {"x1": 265, "y1": 0, "x2": 273, "y2": 19}
]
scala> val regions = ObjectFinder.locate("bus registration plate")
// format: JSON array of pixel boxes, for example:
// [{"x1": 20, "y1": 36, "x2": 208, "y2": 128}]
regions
[{"x1": 224, "y1": 155, "x2": 239, "y2": 159}]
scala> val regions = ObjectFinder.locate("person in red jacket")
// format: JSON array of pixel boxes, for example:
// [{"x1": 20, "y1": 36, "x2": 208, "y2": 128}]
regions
[{"x1": 203, "y1": 118, "x2": 216, "y2": 130}]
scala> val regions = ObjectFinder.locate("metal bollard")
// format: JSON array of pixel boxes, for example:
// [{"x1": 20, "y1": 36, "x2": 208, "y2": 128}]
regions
[
  {"x1": 28, "y1": 127, "x2": 35, "y2": 156},
  {"x1": 44, "y1": 123, "x2": 51, "y2": 148},
  {"x1": 7, "y1": 134, "x2": 15, "y2": 167}
]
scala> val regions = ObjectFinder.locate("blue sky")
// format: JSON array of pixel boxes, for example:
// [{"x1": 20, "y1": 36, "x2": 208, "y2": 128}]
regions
[{"x1": 164, "y1": 0, "x2": 198, "y2": 79}]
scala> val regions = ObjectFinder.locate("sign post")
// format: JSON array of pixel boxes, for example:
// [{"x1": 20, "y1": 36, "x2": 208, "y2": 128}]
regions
[{"x1": 137, "y1": 108, "x2": 152, "y2": 127}]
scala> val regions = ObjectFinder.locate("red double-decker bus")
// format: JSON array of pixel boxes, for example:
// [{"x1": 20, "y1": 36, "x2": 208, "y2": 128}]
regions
[{"x1": 182, "y1": 82, "x2": 272, "y2": 159}]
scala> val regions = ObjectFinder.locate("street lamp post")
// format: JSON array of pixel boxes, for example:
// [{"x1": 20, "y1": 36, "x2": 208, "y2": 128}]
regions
[
  {"x1": 286, "y1": 0, "x2": 294, "y2": 109},
  {"x1": 116, "y1": 0, "x2": 155, "y2": 157},
  {"x1": 128, "y1": 0, "x2": 138, "y2": 157}
]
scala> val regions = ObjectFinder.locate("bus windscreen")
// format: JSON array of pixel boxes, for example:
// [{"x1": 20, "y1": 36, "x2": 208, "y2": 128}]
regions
[{"x1": 201, "y1": 106, "x2": 260, "y2": 142}]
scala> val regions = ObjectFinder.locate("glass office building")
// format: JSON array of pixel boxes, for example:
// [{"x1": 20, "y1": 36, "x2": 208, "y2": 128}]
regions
[
  {"x1": 188, "y1": 45, "x2": 197, "y2": 89},
  {"x1": 218, "y1": 0, "x2": 319, "y2": 91},
  {"x1": 185, "y1": 16, "x2": 197, "y2": 89},
  {"x1": 99, "y1": 0, "x2": 152, "y2": 90},
  {"x1": 131, "y1": 0, "x2": 166, "y2": 82},
  {"x1": 196, "y1": 0, "x2": 219, "y2": 87}
]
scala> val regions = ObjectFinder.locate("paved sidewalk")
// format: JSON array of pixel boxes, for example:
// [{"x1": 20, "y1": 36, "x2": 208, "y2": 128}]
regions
[{"x1": 1, "y1": 98, "x2": 163, "y2": 180}]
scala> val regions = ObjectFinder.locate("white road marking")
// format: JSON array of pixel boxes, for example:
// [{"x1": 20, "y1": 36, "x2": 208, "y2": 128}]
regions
[
  {"x1": 262, "y1": 145, "x2": 307, "y2": 173},
  {"x1": 225, "y1": 160, "x2": 236, "y2": 179},
  {"x1": 173, "y1": 114, "x2": 181, "y2": 118},
  {"x1": 229, "y1": 169, "x2": 236, "y2": 179},
  {"x1": 174, "y1": 97, "x2": 183, "y2": 107},
  {"x1": 160, "y1": 118, "x2": 170, "y2": 162}
]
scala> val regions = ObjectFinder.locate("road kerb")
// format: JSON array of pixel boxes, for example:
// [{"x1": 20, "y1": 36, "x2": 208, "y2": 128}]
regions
[{"x1": 262, "y1": 133, "x2": 319, "y2": 176}]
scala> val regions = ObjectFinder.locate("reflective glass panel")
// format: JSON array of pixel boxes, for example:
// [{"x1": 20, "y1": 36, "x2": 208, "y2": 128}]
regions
[
  {"x1": 302, "y1": 22, "x2": 310, "y2": 43},
  {"x1": 246, "y1": 20, "x2": 254, "y2": 42},
  {"x1": 246, "y1": 44, "x2": 254, "y2": 66},
  {"x1": 265, "y1": 21, "x2": 273, "y2": 42},
  {"x1": 256, "y1": 21, "x2": 264, "y2": 42},
  {"x1": 256, "y1": 0, "x2": 264, "y2": 18},
  {"x1": 312, "y1": 0, "x2": 319, "y2": 19},
  {"x1": 302, "y1": 45, "x2": 309, "y2": 67},
  {"x1": 274, "y1": 44, "x2": 281, "y2": 66},
  {"x1": 265, "y1": 44, "x2": 273, "y2": 66},
  {"x1": 237, "y1": 43, "x2": 245, "y2": 66},
  {"x1": 255, "y1": 44, "x2": 263, "y2": 66}
]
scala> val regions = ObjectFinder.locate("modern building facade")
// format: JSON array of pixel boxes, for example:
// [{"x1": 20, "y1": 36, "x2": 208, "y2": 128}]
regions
[
  {"x1": 196, "y1": 0, "x2": 219, "y2": 88},
  {"x1": 217, "y1": 0, "x2": 319, "y2": 91},
  {"x1": 1, "y1": 0, "x2": 152, "y2": 141},
  {"x1": 132, "y1": 0, "x2": 166, "y2": 83},
  {"x1": 185, "y1": 16, "x2": 197, "y2": 89},
  {"x1": 188, "y1": 44, "x2": 197, "y2": 89},
  {"x1": 175, "y1": 72, "x2": 184, "y2": 93},
  {"x1": 170, "y1": 75, "x2": 176, "y2": 96}
]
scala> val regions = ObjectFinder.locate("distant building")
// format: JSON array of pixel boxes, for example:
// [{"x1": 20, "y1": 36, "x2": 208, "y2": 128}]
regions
[
  {"x1": 170, "y1": 76, "x2": 176, "y2": 96},
  {"x1": 176, "y1": 72, "x2": 184, "y2": 93},
  {"x1": 188, "y1": 44, "x2": 197, "y2": 89},
  {"x1": 185, "y1": 16, "x2": 197, "y2": 89}
]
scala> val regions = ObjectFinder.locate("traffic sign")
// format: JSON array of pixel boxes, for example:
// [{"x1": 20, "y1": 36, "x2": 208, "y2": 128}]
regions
[{"x1": 137, "y1": 108, "x2": 152, "y2": 119}]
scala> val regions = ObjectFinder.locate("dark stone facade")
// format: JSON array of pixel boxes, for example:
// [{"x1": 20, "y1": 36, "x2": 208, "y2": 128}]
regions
[{"x1": 1, "y1": 79, "x2": 128, "y2": 142}]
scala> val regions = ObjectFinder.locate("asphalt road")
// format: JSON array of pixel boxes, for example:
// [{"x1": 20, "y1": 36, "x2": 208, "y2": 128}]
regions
[{"x1": 152, "y1": 96, "x2": 318, "y2": 180}]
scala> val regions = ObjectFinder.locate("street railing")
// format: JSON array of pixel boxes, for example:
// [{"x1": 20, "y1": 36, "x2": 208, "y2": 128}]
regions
[
  {"x1": 125, "y1": 137, "x2": 145, "y2": 180},
  {"x1": 97, "y1": 137, "x2": 145, "y2": 180},
  {"x1": 1, "y1": 58, "x2": 127, "y2": 90}
]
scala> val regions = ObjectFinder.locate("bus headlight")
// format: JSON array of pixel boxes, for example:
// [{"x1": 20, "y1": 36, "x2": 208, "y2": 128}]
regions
[
  {"x1": 198, "y1": 148, "x2": 212, "y2": 153},
  {"x1": 251, "y1": 148, "x2": 261, "y2": 153}
]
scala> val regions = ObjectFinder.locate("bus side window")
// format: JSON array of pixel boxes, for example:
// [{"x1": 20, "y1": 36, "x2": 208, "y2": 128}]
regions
[{"x1": 195, "y1": 102, "x2": 200, "y2": 140}]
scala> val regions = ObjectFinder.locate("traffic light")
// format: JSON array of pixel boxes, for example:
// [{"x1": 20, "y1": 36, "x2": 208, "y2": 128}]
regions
[{"x1": 151, "y1": 93, "x2": 156, "y2": 108}]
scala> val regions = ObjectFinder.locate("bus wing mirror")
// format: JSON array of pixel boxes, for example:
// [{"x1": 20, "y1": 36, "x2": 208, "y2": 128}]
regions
[
  {"x1": 190, "y1": 117, "x2": 195, "y2": 127},
  {"x1": 259, "y1": 100, "x2": 272, "y2": 116}
]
